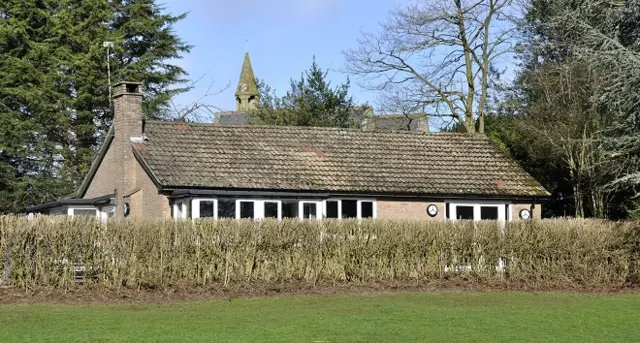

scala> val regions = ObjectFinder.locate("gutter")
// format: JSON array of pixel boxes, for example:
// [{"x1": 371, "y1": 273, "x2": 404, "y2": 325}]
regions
[
  {"x1": 25, "y1": 194, "x2": 115, "y2": 213},
  {"x1": 166, "y1": 188, "x2": 549, "y2": 202},
  {"x1": 169, "y1": 189, "x2": 331, "y2": 200}
]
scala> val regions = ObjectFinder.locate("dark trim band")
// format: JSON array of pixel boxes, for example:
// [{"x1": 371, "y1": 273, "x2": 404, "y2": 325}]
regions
[{"x1": 25, "y1": 194, "x2": 115, "y2": 213}]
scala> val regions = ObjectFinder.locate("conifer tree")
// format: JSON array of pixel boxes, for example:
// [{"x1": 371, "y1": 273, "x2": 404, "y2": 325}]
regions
[
  {"x1": 0, "y1": 0, "x2": 191, "y2": 213},
  {"x1": 250, "y1": 57, "x2": 356, "y2": 128}
]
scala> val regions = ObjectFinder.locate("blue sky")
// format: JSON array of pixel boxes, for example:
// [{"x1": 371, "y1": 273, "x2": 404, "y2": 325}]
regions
[{"x1": 162, "y1": 0, "x2": 407, "y2": 115}]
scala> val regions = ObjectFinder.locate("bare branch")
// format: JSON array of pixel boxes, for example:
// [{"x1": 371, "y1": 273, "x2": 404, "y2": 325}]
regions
[
  {"x1": 344, "y1": 0, "x2": 519, "y2": 133},
  {"x1": 168, "y1": 75, "x2": 231, "y2": 122}
]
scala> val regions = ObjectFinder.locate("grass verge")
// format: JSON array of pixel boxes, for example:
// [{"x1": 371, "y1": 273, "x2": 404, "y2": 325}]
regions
[{"x1": 0, "y1": 291, "x2": 638, "y2": 342}]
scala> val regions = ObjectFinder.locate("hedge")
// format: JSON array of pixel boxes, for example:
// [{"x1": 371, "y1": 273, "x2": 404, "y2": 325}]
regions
[{"x1": 0, "y1": 216, "x2": 638, "y2": 290}]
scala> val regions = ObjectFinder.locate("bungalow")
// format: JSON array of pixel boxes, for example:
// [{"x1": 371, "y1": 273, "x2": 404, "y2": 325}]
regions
[{"x1": 26, "y1": 55, "x2": 549, "y2": 221}]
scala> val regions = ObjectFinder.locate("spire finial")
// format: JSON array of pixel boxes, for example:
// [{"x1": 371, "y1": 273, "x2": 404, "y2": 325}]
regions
[{"x1": 245, "y1": 39, "x2": 248, "y2": 53}]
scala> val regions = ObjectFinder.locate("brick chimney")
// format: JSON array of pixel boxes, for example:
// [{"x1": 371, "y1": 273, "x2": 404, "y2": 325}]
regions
[{"x1": 112, "y1": 81, "x2": 143, "y2": 218}]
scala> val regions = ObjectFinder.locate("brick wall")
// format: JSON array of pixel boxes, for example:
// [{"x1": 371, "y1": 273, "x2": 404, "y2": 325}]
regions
[
  {"x1": 135, "y1": 159, "x2": 171, "y2": 218},
  {"x1": 114, "y1": 151, "x2": 170, "y2": 219},
  {"x1": 112, "y1": 82, "x2": 143, "y2": 218},
  {"x1": 511, "y1": 203, "x2": 542, "y2": 220},
  {"x1": 378, "y1": 200, "x2": 541, "y2": 221},
  {"x1": 377, "y1": 199, "x2": 445, "y2": 220},
  {"x1": 84, "y1": 143, "x2": 115, "y2": 199}
]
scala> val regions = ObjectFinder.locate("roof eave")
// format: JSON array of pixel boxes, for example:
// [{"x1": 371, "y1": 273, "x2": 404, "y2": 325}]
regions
[
  {"x1": 25, "y1": 194, "x2": 115, "y2": 213},
  {"x1": 161, "y1": 186, "x2": 550, "y2": 201}
]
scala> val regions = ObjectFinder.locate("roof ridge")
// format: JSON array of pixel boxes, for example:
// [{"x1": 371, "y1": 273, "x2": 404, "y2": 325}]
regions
[
  {"x1": 375, "y1": 113, "x2": 427, "y2": 118},
  {"x1": 144, "y1": 120, "x2": 484, "y2": 137}
]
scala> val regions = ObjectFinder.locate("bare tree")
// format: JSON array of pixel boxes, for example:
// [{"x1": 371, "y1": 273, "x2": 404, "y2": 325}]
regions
[
  {"x1": 168, "y1": 75, "x2": 230, "y2": 122},
  {"x1": 520, "y1": 60, "x2": 625, "y2": 218},
  {"x1": 540, "y1": 0, "x2": 640, "y2": 213},
  {"x1": 344, "y1": 0, "x2": 519, "y2": 133}
]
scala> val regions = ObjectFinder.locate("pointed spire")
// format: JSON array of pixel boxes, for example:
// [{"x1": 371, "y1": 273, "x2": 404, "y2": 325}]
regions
[{"x1": 235, "y1": 52, "x2": 258, "y2": 97}]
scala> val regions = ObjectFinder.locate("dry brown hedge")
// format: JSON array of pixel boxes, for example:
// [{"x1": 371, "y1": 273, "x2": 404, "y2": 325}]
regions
[{"x1": 0, "y1": 216, "x2": 638, "y2": 290}]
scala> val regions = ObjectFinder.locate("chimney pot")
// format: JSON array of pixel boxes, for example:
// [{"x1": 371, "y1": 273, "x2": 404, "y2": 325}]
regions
[{"x1": 113, "y1": 81, "x2": 143, "y2": 98}]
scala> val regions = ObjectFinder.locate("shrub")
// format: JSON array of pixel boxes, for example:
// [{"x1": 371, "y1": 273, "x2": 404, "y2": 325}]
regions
[{"x1": 0, "y1": 216, "x2": 637, "y2": 290}]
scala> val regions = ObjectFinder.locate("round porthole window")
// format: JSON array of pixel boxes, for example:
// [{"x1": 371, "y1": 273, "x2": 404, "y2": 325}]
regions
[
  {"x1": 519, "y1": 208, "x2": 531, "y2": 220},
  {"x1": 426, "y1": 204, "x2": 438, "y2": 217},
  {"x1": 123, "y1": 202, "x2": 131, "y2": 217}
]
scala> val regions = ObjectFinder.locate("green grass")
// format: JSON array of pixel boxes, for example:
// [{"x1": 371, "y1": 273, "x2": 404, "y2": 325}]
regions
[{"x1": 1, "y1": 291, "x2": 638, "y2": 342}]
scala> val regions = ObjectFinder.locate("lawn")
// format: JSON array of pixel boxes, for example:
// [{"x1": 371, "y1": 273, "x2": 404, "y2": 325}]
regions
[{"x1": 0, "y1": 291, "x2": 638, "y2": 342}]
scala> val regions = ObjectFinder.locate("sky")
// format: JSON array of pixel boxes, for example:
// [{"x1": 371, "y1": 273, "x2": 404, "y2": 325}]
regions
[{"x1": 161, "y1": 0, "x2": 407, "y2": 116}]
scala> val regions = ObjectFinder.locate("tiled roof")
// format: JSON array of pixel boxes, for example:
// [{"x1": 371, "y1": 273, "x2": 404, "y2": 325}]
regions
[{"x1": 133, "y1": 121, "x2": 549, "y2": 197}]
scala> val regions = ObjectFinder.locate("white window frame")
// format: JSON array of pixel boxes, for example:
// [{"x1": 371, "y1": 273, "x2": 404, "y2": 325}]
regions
[
  {"x1": 321, "y1": 198, "x2": 377, "y2": 220},
  {"x1": 191, "y1": 198, "x2": 283, "y2": 220},
  {"x1": 216, "y1": 198, "x2": 237, "y2": 219},
  {"x1": 261, "y1": 200, "x2": 283, "y2": 220},
  {"x1": 173, "y1": 200, "x2": 188, "y2": 220},
  {"x1": 237, "y1": 200, "x2": 256, "y2": 219},
  {"x1": 280, "y1": 199, "x2": 300, "y2": 219},
  {"x1": 322, "y1": 199, "x2": 342, "y2": 219},
  {"x1": 447, "y1": 201, "x2": 509, "y2": 222},
  {"x1": 299, "y1": 200, "x2": 323, "y2": 220},
  {"x1": 188, "y1": 198, "x2": 378, "y2": 221},
  {"x1": 236, "y1": 199, "x2": 283, "y2": 220},
  {"x1": 192, "y1": 198, "x2": 218, "y2": 219},
  {"x1": 357, "y1": 200, "x2": 377, "y2": 219},
  {"x1": 68, "y1": 207, "x2": 99, "y2": 218}
]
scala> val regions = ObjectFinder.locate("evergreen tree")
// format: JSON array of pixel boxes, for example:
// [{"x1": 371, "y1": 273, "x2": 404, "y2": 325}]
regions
[
  {"x1": 250, "y1": 58, "x2": 356, "y2": 128},
  {"x1": 0, "y1": 0, "x2": 191, "y2": 213}
]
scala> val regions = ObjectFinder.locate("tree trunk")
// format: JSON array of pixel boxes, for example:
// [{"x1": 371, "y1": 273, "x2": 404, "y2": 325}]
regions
[
  {"x1": 568, "y1": 159, "x2": 584, "y2": 218},
  {"x1": 573, "y1": 183, "x2": 584, "y2": 218},
  {"x1": 590, "y1": 189, "x2": 608, "y2": 219}
]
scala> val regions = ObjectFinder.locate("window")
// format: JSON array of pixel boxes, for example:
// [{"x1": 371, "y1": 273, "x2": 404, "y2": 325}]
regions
[
  {"x1": 199, "y1": 200, "x2": 215, "y2": 218},
  {"x1": 191, "y1": 199, "x2": 283, "y2": 220},
  {"x1": 239, "y1": 201, "x2": 255, "y2": 219},
  {"x1": 456, "y1": 206, "x2": 474, "y2": 220},
  {"x1": 218, "y1": 200, "x2": 236, "y2": 219},
  {"x1": 321, "y1": 199, "x2": 376, "y2": 220},
  {"x1": 264, "y1": 202, "x2": 279, "y2": 219},
  {"x1": 480, "y1": 206, "x2": 498, "y2": 220},
  {"x1": 282, "y1": 201, "x2": 297, "y2": 219},
  {"x1": 342, "y1": 200, "x2": 358, "y2": 218},
  {"x1": 299, "y1": 201, "x2": 322, "y2": 220},
  {"x1": 326, "y1": 201, "x2": 339, "y2": 219},
  {"x1": 448, "y1": 202, "x2": 508, "y2": 221},
  {"x1": 187, "y1": 198, "x2": 377, "y2": 221},
  {"x1": 361, "y1": 201, "x2": 374, "y2": 218},
  {"x1": 237, "y1": 200, "x2": 282, "y2": 220},
  {"x1": 303, "y1": 203, "x2": 318, "y2": 219},
  {"x1": 192, "y1": 199, "x2": 220, "y2": 219}
]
